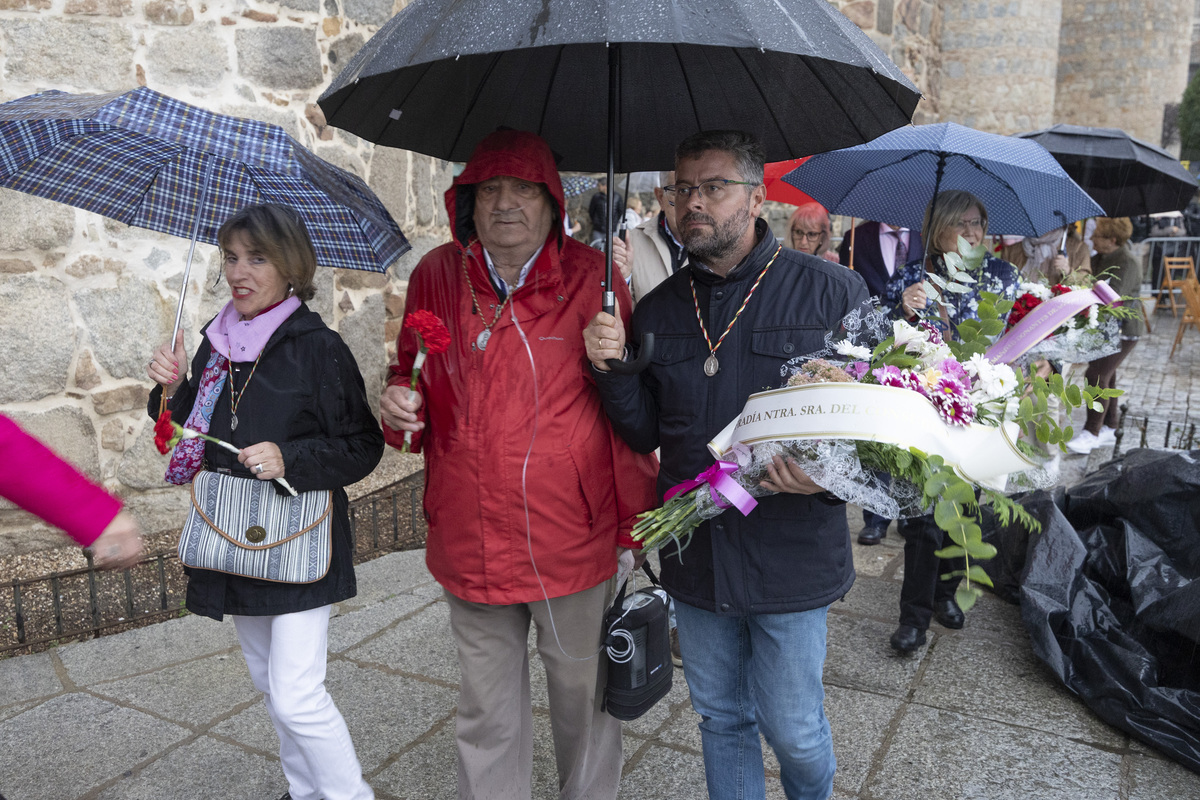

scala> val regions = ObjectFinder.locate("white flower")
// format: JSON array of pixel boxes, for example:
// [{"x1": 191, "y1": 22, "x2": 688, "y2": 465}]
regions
[
  {"x1": 892, "y1": 320, "x2": 926, "y2": 351},
  {"x1": 1087, "y1": 304, "x2": 1099, "y2": 329},
  {"x1": 1020, "y1": 282, "x2": 1052, "y2": 300},
  {"x1": 835, "y1": 340, "x2": 872, "y2": 361},
  {"x1": 963, "y1": 352, "x2": 990, "y2": 378}
]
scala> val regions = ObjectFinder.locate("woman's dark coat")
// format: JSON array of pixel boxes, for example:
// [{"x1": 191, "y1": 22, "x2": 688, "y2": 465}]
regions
[{"x1": 149, "y1": 304, "x2": 384, "y2": 620}]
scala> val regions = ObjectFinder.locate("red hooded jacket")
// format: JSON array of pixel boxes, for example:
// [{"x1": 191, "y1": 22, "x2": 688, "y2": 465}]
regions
[{"x1": 385, "y1": 130, "x2": 658, "y2": 605}]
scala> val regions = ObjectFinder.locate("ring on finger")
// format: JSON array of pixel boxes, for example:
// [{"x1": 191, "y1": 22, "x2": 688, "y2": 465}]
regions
[{"x1": 253, "y1": 463, "x2": 264, "y2": 475}]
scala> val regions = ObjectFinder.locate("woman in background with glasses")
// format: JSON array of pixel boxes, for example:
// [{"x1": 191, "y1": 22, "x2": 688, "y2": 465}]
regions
[
  {"x1": 787, "y1": 201, "x2": 840, "y2": 263},
  {"x1": 880, "y1": 189, "x2": 1019, "y2": 656}
]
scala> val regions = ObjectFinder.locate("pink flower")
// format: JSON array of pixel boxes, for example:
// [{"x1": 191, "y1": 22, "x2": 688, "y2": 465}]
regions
[
  {"x1": 901, "y1": 370, "x2": 931, "y2": 398},
  {"x1": 918, "y1": 320, "x2": 944, "y2": 345},
  {"x1": 936, "y1": 393, "x2": 975, "y2": 426},
  {"x1": 872, "y1": 365, "x2": 904, "y2": 386},
  {"x1": 846, "y1": 361, "x2": 870, "y2": 380},
  {"x1": 939, "y1": 358, "x2": 970, "y2": 386},
  {"x1": 933, "y1": 375, "x2": 968, "y2": 400}
]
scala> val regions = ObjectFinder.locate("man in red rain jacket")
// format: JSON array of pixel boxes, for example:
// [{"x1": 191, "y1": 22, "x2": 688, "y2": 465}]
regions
[{"x1": 380, "y1": 129, "x2": 658, "y2": 800}]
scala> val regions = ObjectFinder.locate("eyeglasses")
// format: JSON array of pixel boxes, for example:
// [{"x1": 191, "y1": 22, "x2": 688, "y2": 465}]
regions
[
  {"x1": 663, "y1": 179, "x2": 757, "y2": 205},
  {"x1": 955, "y1": 217, "x2": 984, "y2": 232},
  {"x1": 790, "y1": 230, "x2": 825, "y2": 241}
]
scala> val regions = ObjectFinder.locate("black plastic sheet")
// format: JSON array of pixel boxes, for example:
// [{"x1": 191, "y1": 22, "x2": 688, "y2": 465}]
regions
[{"x1": 983, "y1": 449, "x2": 1200, "y2": 774}]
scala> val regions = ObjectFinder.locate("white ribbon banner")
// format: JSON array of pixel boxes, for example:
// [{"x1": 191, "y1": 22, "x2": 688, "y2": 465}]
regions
[{"x1": 707, "y1": 383, "x2": 1035, "y2": 490}]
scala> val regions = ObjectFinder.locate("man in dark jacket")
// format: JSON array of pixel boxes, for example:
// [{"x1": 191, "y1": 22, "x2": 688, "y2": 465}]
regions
[
  {"x1": 585, "y1": 130, "x2": 868, "y2": 800},
  {"x1": 588, "y1": 176, "x2": 625, "y2": 246},
  {"x1": 836, "y1": 220, "x2": 922, "y2": 545}
]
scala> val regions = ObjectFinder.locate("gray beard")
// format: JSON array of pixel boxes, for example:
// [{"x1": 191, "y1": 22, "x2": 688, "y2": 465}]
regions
[{"x1": 681, "y1": 203, "x2": 751, "y2": 265}]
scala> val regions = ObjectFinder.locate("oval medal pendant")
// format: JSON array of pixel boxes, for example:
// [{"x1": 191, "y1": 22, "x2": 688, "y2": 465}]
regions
[
  {"x1": 704, "y1": 354, "x2": 719, "y2": 377},
  {"x1": 230, "y1": 413, "x2": 238, "y2": 431},
  {"x1": 476, "y1": 329, "x2": 491, "y2": 351}
]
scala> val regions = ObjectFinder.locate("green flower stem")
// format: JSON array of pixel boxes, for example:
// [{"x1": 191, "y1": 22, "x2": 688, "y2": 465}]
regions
[{"x1": 173, "y1": 423, "x2": 298, "y2": 498}]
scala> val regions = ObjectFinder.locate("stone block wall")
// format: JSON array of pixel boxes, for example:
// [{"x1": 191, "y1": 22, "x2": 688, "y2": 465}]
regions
[
  {"x1": 828, "y1": 0, "x2": 944, "y2": 123},
  {"x1": 937, "y1": 0, "x2": 1065, "y2": 134},
  {"x1": 0, "y1": 0, "x2": 454, "y2": 549},
  {"x1": 1056, "y1": 0, "x2": 1193, "y2": 147}
]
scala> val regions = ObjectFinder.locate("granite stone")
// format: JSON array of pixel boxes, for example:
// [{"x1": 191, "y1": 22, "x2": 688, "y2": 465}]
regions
[
  {"x1": 56, "y1": 613, "x2": 240, "y2": 685},
  {"x1": 0, "y1": 274, "x2": 74, "y2": 403}
]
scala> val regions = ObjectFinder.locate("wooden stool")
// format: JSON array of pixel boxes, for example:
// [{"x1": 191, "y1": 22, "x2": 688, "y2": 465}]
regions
[
  {"x1": 1169, "y1": 278, "x2": 1200, "y2": 357},
  {"x1": 1158, "y1": 256, "x2": 1196, "y2": 317}
]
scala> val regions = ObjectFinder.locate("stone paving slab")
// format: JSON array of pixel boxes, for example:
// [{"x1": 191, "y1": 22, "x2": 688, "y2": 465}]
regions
[
  {"x1": 0, "y1": 693, "x2": 191, "y2": 800},
  {"x1": 55, "y1": 613, "x2": 239, "y2": 686},
  {"x1": 344, "y1": 600, "x2": 459, "y2": 684},
  {"x1": 866, "y1": 703, "x2": 1126, "y2": 800},
  {"x1": 94, "y1": 736, "x2": 282, "y2": 800},
  {"x1": 913, "y1": 633, "x2": 1127, "y2": 748},
  {"x1": 824, "y1": 612, "x2": 927, "y2": 697},
  {"x1": 0, "y1": 650, "x2": 62, "y2": 706},
  {"x1": 90, "y1": 651, "x2": 259, "y2": 728},
  {"x1": 329, "y1": 592, "x2": 436, "y2": 654}
]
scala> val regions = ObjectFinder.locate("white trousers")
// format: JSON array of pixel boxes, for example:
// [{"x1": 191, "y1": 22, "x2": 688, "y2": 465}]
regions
[{"x1": 233, "y1": 606, "x2": 373, "y2": 800}]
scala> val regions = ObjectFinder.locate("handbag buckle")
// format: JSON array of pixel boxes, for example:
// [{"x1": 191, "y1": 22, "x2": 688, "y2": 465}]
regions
[{"x1": 245, "y1": 525, "x2": 267, "y2": 543}]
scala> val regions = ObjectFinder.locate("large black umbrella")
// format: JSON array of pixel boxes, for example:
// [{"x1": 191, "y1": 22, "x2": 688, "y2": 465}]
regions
[
  {"x1": 1015, "y1": 124, "x2": 1199, "y2": 218},
  {"x1": 318, "y1": 0, "x2": 920, "y2": 370}
]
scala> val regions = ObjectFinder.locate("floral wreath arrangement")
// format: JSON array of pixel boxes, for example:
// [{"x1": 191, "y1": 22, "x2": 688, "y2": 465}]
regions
[
  {"x1": 1003, "y1": 274, "x2": 1137, "y2": 366},
  {"x1": 634, "y1": 238, "x2": 1122, "y2": 613}
]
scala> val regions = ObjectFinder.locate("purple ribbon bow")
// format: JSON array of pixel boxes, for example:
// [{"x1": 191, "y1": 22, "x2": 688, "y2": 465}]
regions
[{"x1": 666, "y1": 460, "x2": 758, "y2": 516}]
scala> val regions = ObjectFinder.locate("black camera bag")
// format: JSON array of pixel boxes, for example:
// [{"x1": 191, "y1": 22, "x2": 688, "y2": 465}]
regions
[{"x1": 602, "y1": 564, "x2": 672, "y2": 721}]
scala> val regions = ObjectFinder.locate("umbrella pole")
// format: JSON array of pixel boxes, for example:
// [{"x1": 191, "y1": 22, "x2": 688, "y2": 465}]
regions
[
  {"x1": 169, "y1": 157, "x2": 216, "y2": 351},
  {"x1": 848, "y1": 217, "x2": 857, "y2": 270},
  {"x1": 602, "y1": 42, "x2": 652, "y2": 374}
]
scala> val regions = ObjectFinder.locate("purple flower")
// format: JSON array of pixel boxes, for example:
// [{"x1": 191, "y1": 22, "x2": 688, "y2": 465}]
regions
[
  {"x1": 872, "y1": 365, "x2": 903, "y2": 386},
  {"x1": 939, "y1": 358, "x2": 969, "y2": 385},
  {"x1": 936, "y1": 393, "x2": 975, "y2": 427},
  {"x1": 918, "y1": 320, "x2": 944, "y2": 345},
  {"x1": 846, "y1": 361, "x2": 870, "y2": 380}
]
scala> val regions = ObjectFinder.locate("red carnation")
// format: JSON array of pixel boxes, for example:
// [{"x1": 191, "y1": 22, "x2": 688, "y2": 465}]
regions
[
  {"x1": 400, "y1": 309, "x2": 451, "y2": 452},
  {"x1": 405, "y1": 309, "x2": 451, "y2": 354},
  {"x1": 154, "y1": 410, "x2": 177, "y2": 454}
]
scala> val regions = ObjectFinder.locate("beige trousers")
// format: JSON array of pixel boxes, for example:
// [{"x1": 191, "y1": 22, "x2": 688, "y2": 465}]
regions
[{"x1": 444, "y1": 579, "x2": 620, "y2": 800}]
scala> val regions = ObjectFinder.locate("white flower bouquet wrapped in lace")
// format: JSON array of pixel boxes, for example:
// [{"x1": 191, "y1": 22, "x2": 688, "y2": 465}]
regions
[
  {"x1": 994, "y1": 279, "x2": 1135, "y2": 368},
  {"x1": 632, "y1": 299, "x2": 1122, "y2": 611}
]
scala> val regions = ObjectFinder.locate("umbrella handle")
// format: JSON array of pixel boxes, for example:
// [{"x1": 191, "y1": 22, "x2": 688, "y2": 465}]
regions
[{"x1": 602, "y1": 290, "x2": 654, "y2": 373}]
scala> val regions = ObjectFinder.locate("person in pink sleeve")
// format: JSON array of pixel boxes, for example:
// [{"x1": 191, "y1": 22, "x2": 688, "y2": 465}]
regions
[{"x1": 0, "y1": 413, "x2": 143, "y2": 569}]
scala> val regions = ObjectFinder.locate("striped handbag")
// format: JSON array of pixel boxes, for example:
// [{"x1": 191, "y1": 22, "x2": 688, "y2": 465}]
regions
[{"x1": 179, "y1": 471, "x2": 333, "y2": 583}]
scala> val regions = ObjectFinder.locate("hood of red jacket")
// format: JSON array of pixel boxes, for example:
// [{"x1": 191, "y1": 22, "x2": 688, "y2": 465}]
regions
[{"x1": 446, "y1": 129, "x2": 566, "y2": 251}]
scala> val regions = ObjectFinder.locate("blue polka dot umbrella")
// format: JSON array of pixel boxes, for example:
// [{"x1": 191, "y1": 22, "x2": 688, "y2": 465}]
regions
[
  {"x1": 783, "y1": 122, "x2": 1104, "y2": 238},
  {"x1": 0, "y1": 87, "x2": 411, "y2": 343}
]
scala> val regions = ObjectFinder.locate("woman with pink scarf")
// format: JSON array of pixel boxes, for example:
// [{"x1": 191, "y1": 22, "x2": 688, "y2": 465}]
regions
[{"x1": 147, "y1": 204, "x2": 383, "y2": 800}]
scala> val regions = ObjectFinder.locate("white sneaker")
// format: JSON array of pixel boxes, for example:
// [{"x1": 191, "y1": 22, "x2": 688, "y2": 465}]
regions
[
  {"x1": 1067, "y1": 430, "x2": 1100, "y2": 454},
  {"x1": 1097, "y1": 427, "x2": 1116, "y2": 445}
]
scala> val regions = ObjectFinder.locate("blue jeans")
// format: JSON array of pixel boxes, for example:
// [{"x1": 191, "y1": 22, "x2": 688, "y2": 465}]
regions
[{"x1": 674, "y1": 600, "x2": 834, "y2": 800}]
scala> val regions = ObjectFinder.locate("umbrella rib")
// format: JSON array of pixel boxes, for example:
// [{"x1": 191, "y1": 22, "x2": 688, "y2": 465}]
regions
[
  {"x1": 535, "y1": 46, "x2": 567, "y2": 144},
  {"x1": 673, "y1": 43, "x2": 704, "y2": 142},
  {"x1": 448, "y1": 54, "x2": 504, "y2": 160},
  {"x1": 818, "y1": 149, "x2": 929, "y2": 208},
  {"x1": 730, "y1": 48, "x2": 791, "y2": 153}
]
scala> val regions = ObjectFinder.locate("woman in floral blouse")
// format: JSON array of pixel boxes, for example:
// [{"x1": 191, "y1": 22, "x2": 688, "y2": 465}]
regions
[
  {"x1": 880, "y1": 190, "x2": 1020, "y2": 656},
  {"x1": 884, "y1": 189, "x2": 1019, "y2": 333}
]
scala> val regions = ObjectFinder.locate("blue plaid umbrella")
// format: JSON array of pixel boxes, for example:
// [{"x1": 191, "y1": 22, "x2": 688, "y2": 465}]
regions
[
  {"x1": 783, "y1": 122, "x2": 1104, "y2": 237},
  {"x1": 0, "y1": 88, "x2": 410, "y2": 341}
]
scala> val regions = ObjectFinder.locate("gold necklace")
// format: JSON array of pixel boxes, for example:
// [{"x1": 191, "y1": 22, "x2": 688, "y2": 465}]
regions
[
  {"x1": 228, "y1": 348, "x2": 265, "y2": 431},
  {"x1": 460, "y1": 243, "x2": 511, "y2": 351}
]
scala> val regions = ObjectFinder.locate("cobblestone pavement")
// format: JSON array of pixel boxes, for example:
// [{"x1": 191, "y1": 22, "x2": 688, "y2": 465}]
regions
[{"x1": 1, "y1": 311, "x2": 1198, "y2": 800}]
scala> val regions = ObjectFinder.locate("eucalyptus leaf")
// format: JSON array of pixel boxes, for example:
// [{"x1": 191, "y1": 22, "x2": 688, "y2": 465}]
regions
[{"x1": 956, "y1": 585, "x2": 981, "y2": 612}]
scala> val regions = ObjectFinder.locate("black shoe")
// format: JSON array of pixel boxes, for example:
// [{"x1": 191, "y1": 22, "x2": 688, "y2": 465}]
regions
[
  {"x1": 277, "y1": 793, "x2": 291, "y2": 800},
  {"x1": 934, "y1": 598, "x2": 965, "y2": 629},
  {"x1": 856, "y1": 522, "x2": 887, "y2": 546},
  {"x1": 889, "y1": 624, "x2": 926, "y2": 654}
]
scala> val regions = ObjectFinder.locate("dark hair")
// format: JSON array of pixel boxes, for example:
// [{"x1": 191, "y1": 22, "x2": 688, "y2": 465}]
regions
[
  {"x1": 217, "y1": 204, "x2": 317, "y2": 301},
  {"x1": 674, "y1": 130, "x2": 766, "y2": 186}
]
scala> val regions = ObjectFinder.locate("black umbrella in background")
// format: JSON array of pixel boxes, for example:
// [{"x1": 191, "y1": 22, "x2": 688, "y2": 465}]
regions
[
  {"x1": 1015, "y1": 124, "x2": 1199, "y2": 218},
  {"x1": 318, "y1": 0, "x2": 921, "y2": 371}
]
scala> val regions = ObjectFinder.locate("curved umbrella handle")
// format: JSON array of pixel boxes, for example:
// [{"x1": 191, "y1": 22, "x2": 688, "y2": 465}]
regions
[{"x1": 601, "y1": 290, "x2": 654, "y2": 374}]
